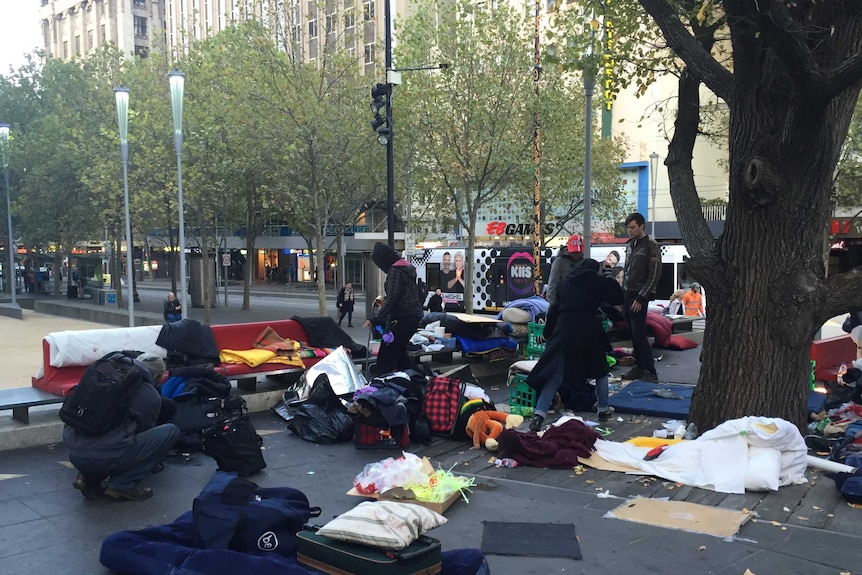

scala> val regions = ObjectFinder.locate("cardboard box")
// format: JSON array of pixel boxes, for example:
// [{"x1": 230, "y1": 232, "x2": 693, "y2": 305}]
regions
[
  {"x1": 348, "y1": 455, "x2": 464, "y2": 514},
  {"x1": 346, "y1": 486, "x2": 461, "y2": 515}
]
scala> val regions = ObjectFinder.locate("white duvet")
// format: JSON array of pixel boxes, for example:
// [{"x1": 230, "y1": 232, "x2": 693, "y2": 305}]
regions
[
  {"x1": 593, "y1": 416, "x2": 809, "y2": 494},
  {"x1": 35, "y1": 325, "x2": 166, "y2": 378}
]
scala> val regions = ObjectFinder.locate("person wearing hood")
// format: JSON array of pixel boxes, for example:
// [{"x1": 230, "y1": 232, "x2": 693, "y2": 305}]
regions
[
  {"x1": 365, "y1": 242, "x2": 422, "y2": 375},
  {"x1": 526, "y1": 258, "x2": 624, "y2": 430},
  {"x1": 545, "y1": 234, "x2": 587, "y2": 304}
]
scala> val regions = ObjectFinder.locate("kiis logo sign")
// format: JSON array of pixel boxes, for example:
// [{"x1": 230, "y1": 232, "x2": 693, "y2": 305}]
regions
[
  {"x1": 506, "y1": 252, "x2": 536, "y2": 297},
  {"x1": 486, "y1": 221, "x2": 554, "y2": 236}
]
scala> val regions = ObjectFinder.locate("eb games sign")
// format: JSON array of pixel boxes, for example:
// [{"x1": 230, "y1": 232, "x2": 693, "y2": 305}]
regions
[{"x1": 486, "y1": 221, "x2": 554, "y2": 236}]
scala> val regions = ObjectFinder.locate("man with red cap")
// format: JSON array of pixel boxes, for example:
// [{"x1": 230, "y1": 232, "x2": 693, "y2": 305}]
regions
[{"x1": 545, "y1": 234, "x2": 586, "y2": 304}]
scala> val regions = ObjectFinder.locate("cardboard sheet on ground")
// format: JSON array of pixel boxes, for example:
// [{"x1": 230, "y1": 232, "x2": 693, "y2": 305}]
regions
[
  {"x1": 577, "y1": 453, "x2": 643, "y2": 473},
  {"x1": 608, "y1": 380, "x2": 693, "y2": 418},
  {"x1": 609, "y1": 498, "x2": 754, "y2": 538},
  {"x1": 481, "y1": 521, "x2": 581, "y2": 559}
]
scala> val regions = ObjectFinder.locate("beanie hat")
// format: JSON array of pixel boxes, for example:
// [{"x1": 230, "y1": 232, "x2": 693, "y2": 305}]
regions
[
  {"x1": 137, "y1": 352, "x2": 166, "y2": 384},
  {"x1": 567, "y1": 234, "x2": 584, "y2": 253}
]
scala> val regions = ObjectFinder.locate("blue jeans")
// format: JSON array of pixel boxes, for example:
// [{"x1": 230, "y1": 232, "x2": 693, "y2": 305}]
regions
[
  {"x1": 624, "y1": 295, "x2": 656, "y2": 373},
  {"x1": 534, "y1": 360, "x2": 564, "y2": 418},
  {"x1": 70, "y1": 424, "x2": 180, "y2": 490},
  {"x1": 165, "y1": 312, "x2": 182, "y2": 323}
]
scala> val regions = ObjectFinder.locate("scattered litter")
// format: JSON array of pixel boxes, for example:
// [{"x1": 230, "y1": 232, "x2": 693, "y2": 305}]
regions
[
  {"x1": 796, "y1": 516, "x2": 809, "y2": 521},
  {"x1": 307, "y1": 471, "x2": 316, "y2": 475},
  {"x1": 783, "y1": 506, "x2": 790, "y2": 512},
  {"x1": 698, "y1": 545, "x2": 706, "y2": 551},
  {"x1": 812, "y1": 505, "x2": 822, "y2": 511},
  {"x1": 653, "y1": 388, "x2": 683, "y2": 400},
  {"x1": 595, "y1": 427, "x2": 613, "y2": 436},
  {"x1": 616, "y1": 416, "x2": 624, "y2": 422},
  {"x1": 597, "y1": 490, "x2": 612, "y2": 498},
  {"x1": 744, "y1": 569, "x2": 756, "y2": 575}
]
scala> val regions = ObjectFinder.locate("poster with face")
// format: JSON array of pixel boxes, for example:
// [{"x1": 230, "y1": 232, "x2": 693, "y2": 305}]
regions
[{"x1": 439, "y1": 250, "x2": 466, "y2": 309}]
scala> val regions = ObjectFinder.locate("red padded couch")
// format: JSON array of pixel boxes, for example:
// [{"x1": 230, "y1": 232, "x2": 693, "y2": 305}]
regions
[
  {"x1": 810, "y1": 334, "x2": 857, "y2": 382},
  {"x1": 32, "y1": 319, "x2": 328, "y2": 396}
]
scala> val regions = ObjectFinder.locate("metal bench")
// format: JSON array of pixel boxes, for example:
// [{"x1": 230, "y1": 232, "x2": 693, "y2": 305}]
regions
[{"x1": 0, "y1": 387, "x2": 64, "y2": 424}]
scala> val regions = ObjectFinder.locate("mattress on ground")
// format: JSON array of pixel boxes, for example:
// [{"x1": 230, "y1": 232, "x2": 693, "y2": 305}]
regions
[{"x1": 608, "y1": 380, "x2": 693, "y2": 418}]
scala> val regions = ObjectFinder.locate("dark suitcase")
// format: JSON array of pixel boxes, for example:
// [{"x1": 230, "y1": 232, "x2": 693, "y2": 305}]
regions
[{"x1": 297, "y1": 529, "x2": 442, "y2": 575}]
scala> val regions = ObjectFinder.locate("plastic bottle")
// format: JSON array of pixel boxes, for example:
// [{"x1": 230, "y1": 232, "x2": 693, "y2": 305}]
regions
[
  {"x1": 495, "y1": 458, "x2": 518, "y2": 468},
  {"x1": 838, "y1": 362, "x2": 848, "y2": 383},
  {"x1": 683, "y1": 422, "x2": 698, "y2": 440},
  {"x1": 673, "y1": 424, "x2": 687, "y2": 440}
]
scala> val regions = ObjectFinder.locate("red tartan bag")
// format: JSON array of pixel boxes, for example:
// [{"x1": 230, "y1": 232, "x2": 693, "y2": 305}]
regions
[{"x1": 421, "y1": 376, "x2": 466, "y2": 436}]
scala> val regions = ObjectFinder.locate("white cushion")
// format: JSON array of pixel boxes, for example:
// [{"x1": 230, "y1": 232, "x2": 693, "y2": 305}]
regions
[
  {"x1": 317, "y1": 501, "x2": 447, "y2": 550},
  {"x1": 744, "y1": 447, "x2": 782, "y2": 492},
  {"x1": 501, "y1": 307, "x2": 531, "y2": 324}
]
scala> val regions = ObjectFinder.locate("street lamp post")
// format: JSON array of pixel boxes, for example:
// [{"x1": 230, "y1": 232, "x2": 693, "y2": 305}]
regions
[
  {"x1": 0, "y1": 124, "x2": 16, "y2": 307},
  {"x1": 583, "y1": 67, "x2": 595, "y2": 260},
  {"x1": 649, "y1": 152, "x2": 659, "y2": 238},
  {"x1": 168, "y1": 70, "x2": 188, "y2": 317},
  {"x1": 113, "y1": 88, "x2": 134, "y2": 326}
]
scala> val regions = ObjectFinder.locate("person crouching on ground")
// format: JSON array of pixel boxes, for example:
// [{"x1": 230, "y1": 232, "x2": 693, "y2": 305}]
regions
[
  {"x1": 163, "y1": 292, "x2": 182, "y2": 323},
  {"x1": 526, "y1": 259, "x2": 624, "y2": 430},
  {"x1": 364, "y1": 242, "x2": 421, "y2": 375},
  {"x1": 65, "y1": 353, "x2": 180, "y2": 501}
]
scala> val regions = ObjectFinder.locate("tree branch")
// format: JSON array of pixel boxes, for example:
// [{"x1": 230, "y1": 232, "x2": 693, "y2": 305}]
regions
[
  {"x1": 638, "y1": 0, "x2": 734, "y2": 102},
  {"x1": 823, "y1": 52, "x2": 862, "y2": 102}
]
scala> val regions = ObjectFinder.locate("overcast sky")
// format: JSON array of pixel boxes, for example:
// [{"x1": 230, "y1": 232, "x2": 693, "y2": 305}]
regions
[{"x1": 0, "y1": 2, "x2": 43, "y2": 74}]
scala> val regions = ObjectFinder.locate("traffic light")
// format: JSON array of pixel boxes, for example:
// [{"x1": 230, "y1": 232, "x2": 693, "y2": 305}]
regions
[{"x1": 370, "y1": 83, "x2": 391, "y2": 145}]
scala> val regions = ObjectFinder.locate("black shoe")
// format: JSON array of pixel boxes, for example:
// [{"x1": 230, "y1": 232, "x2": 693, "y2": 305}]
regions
[
  {"x1": 641, "y1": 371, "x2": 659, "y2": 382},
  {"x1": 529, "y1": 414, "x2": 545, "y2": 432},
  {"x1": 104, "y1": 485, "x2": 153, "y2": 501},
  {"x1": 348, "y1": 324, "x2": 354, "y2": 327},
  {"x1": 72, "y1": 474, "x2": 105, "y2": 500},
  {"x1": 598, "y1": 407, "x2": 616, "y2": 422},
  {"x1": 621, "y1": 367, "x2": 645, "y2": 380}
]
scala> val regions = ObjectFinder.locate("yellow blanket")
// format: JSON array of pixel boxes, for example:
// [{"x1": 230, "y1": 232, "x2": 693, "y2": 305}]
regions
[{"x1": 219, "y1": 348, "x2": 304, "y2": 368}]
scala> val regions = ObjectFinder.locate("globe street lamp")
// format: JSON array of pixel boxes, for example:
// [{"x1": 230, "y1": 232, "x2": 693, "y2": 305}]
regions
[
  {"x1": 113, "y1": 88, "x2": 134, "y2": 326},
  {"x1": 649, "y1": 151, "x2": 659, "y2": 237},
  {"x1": 0, "y1": 123, "x2": 15, "y2": 306},
  {"x1": 168, "y1": 70, "x2": 188, "y2": 317}
]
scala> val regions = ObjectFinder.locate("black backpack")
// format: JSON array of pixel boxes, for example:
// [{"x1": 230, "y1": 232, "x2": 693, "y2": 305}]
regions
[
  {"x1": 202, "y1": 415, "x2": 267, "y2": 477},
  {"x1": 59, "y1": 352, "x2": 144, "y2": 435}
]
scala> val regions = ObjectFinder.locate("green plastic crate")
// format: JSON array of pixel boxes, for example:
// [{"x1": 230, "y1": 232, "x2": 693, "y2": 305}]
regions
[
  {"x1": 526, "y1": 322, "x2": 546, "y2": 358},
  {"x1": 509, "y1": 373, "x2": 536, "y2": 417}
]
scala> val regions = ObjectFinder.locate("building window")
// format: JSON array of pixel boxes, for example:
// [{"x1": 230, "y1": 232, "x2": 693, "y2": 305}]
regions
[
  {"x1": 135, "y1": 45, "x2": 149, "y2": 58},
  {"x1": 75, "y1": 35, "x2": 81, "y2": 55},
  {"x1": 101, "y1": 24, "x2": 106, "y2": 41},
  {"x1": 364, "y1": 42, "x2": 374, "y2": 64},
  {"x1": 63, "y1": 41, "x2": 68, "y2": 59},
  {"x1": 308, "y1": 18, "x2": 317, "y2": 39},
  {"x1": 363, "y1": 0, "x2": 374, "y2": 21},
  {"x1": 325, "y1": 11, "x2": 335, "y2": 34},
  {"x1": 134, "y1": 16, "x2": 148, "y2": 38},
  {"x1": 292, "y1": 24, "x2": 302, "y2": 43},
  {"x1": 344, "y1": 7, "x2": 354, "y2": 29},
  {"x1": 133, "y1": 0, "x2": 147, "y2": 8},
  {"x1": 87, "y1": 29, "x2": 93, "y2": 49}
]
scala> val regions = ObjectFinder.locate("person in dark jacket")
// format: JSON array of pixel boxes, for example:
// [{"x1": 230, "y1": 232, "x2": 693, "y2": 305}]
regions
[
  {"x1": 163, "y1": 292, "x2": 182, "y2": 323},
  {"x1": 527, "y1": 259, "x2": 624, "y2": 431},
  {"x1": 427, "y1": 288, "x2": 444, "y2": 313},
  {"x1": 64, "y1": 353, "x2": 180, "y2": 501},
  {"x1": 336, "y1": 282, "x2": 355, "y2": 327},
  {"x1": 364, "y1": 242, "x2": 421, "y2": 375},
  {"x1": 545, "y1": 234, "x2": 586, "y2": 304},
  {"x1": 622, "y1": 212, "x2": 662, "y2": 382}
]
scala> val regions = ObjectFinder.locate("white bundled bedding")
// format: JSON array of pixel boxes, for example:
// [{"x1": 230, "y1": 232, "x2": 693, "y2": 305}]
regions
[
  {"x1": 593, "y1": 416, "x2": 809, "y2": 494},
  {"x1": 36, "y1": 325, "x2": 165, "y2": 378}
]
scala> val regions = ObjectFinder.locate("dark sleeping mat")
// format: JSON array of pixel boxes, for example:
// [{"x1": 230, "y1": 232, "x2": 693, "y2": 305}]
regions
[{"x1": 608, "y1": 380, "x2": 694, "y2": 418}]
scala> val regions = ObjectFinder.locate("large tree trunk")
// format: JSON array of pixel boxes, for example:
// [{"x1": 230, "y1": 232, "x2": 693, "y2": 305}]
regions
[{"x1": 662, "y1": 3, "x2": 862, "y2": 432}]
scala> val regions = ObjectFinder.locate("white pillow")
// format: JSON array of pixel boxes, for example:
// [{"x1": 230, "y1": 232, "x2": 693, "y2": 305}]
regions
[
  {"x1": 501, "y1": 307, "x2": 531, "y2": 324},
  {"x1": 317, "y1": 501, "x2": 447, "y2": 550},
  {"x1": 744, "y1": 446, "x2": 782, "y2": 492}
]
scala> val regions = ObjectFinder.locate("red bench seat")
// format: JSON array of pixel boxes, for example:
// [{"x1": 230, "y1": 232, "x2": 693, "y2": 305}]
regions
[{"x1": 32, "y1": 319, "x2": 331, "y2": 396}]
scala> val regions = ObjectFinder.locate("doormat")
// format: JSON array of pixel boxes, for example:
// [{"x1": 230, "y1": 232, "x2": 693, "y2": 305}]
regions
[
  {"x1": 608, "y1": 498, "x2": 754, "y2": 538},
  {"x1": 480, "y1": 522, "x2": 581, "y2": 559},
  {"x1": 608, "y1": 380, "x2": 693, "y2": 417}
]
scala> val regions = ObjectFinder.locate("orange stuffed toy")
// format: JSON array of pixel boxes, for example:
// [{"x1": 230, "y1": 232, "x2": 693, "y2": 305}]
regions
[{"x1": 466, "y1": 411, "x2": 524, "y2": 451}]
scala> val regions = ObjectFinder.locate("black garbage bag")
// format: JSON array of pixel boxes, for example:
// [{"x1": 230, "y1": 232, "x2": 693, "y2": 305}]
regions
[{"x1": 287, "y1": 403, "x2": 354, "y2": 444}]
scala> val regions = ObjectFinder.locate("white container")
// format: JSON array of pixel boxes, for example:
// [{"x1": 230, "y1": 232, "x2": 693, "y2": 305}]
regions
[
  {"x1": 434, "y1": 326, "x2": 445, "y2": 339},
  {"x1": 369, "y1": 339, "x2": 381, "y2": 356}
]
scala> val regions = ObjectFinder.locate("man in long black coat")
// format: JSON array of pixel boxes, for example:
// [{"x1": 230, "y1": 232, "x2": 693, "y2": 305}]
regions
[{"x1": 526, "y1": 259, "x2": 624, "y2": 431}]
